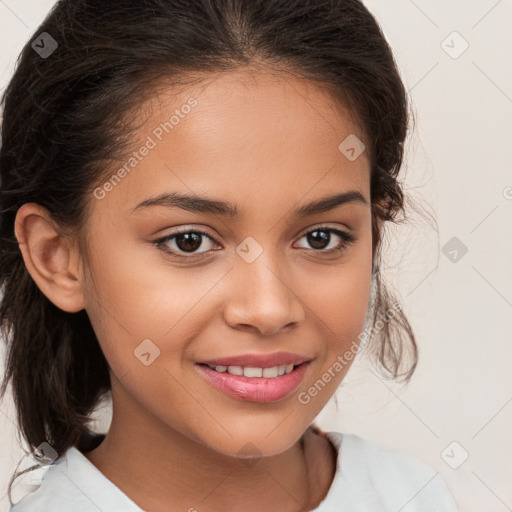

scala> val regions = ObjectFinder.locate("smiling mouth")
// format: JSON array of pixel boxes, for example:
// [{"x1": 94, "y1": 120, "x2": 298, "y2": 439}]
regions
[
  {"x1": 197, "y1": 363, "x2": 302, "y2": 378},
  {"x1": 196, "y1": 361, "x2": 310, "y2": 402}
]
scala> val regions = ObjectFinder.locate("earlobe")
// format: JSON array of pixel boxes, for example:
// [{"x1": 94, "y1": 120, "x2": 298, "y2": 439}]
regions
[{"x1": 14, "y1": 203, "x2": 86, "y2": 313}]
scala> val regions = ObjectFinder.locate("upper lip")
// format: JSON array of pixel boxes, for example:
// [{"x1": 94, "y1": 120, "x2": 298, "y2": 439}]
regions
[{"x1": 197, "y1": 351, "x2": 311, "y2": 368}]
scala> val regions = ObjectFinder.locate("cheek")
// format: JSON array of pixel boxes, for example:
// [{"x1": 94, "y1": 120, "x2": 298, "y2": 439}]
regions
[
  {"x1": 82, "y1": 241, "x2": 227, "y2": 384},
  {"x1": 294, "y1": 255, "x2": 372, "y2": 411},
  {"x1": 328, "y1": 265, "x2": 371, "y2": 340},
  {"x1": 310, "y1": 243, "x2": 373, "y2": 349},
  {"x1": 84, "y1": 238, "x2": 206, "y2": 336}
]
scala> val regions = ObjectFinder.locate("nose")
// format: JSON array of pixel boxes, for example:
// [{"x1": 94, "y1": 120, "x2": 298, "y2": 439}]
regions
[{"x1": 223, "y1": 247, "x2": 306, "y2": 336}]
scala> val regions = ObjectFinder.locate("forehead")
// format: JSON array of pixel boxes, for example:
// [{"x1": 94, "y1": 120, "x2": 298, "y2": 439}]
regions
[
  {"x1": 141, "y1": 68, "x2": 366, "y2": 155},
  {"x1": 95, "y1": 69, "x2": 371, "y2": 216}
]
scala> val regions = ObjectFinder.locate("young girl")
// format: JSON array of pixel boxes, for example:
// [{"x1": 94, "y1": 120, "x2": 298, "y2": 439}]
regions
[{"x1": 0, "y1": 0, "x2": 459, "y2": 510}]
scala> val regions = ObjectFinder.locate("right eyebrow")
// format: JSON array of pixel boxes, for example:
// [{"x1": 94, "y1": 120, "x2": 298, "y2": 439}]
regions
[{"x1": 130, "y1": 192, "x2": 239, "y2": 217}]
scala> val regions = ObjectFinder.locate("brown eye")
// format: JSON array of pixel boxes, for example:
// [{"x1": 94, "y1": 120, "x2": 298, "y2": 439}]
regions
[
  {"x1": 306, "y1": 229, "x2": 331, "y2": 250},
  {"x1": 153, "y1": 228, "x2": 219, "y2": 258},
  {"x1": 174, "y1": 232, "x2": 203, "y2": 253},
  {"x1": 295, "y1": 226, "x2": 356, "y2": 254}
]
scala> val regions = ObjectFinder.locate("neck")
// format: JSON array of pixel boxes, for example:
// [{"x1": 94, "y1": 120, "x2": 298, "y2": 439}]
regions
[{"x1": 83, "y1": 384, "x2": 336, "y2": 512}]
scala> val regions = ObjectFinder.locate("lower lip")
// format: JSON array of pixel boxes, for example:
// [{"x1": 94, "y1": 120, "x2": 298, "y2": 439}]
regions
[{"x1": 196, "y1": 362, "x2": 309, "y2": 403}]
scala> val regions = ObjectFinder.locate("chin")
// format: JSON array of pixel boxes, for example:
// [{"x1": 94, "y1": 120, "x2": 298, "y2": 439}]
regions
[{"x1": 194, "y1": 423, "x2": 306, "y2": 461}]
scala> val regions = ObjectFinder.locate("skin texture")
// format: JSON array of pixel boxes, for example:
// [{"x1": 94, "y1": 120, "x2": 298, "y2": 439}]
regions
[{"x1": 15, "y1": 69, "x2": 375, "y2": 512}]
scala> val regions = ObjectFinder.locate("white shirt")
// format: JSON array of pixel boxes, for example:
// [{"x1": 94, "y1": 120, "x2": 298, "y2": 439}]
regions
[{"x1": 9, "y1": 431, "x2": 459, "y2": 511}]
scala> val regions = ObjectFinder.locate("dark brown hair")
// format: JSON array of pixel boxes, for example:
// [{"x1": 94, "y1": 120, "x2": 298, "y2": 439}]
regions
[{"x1": 0, "y1": 0, "x2": 419, "y2": 501}]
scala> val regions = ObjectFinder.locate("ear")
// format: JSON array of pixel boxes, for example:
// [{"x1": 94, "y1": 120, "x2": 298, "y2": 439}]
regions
[{"x1": 14, "y1": 203, "x2": 86, "y2": 313}]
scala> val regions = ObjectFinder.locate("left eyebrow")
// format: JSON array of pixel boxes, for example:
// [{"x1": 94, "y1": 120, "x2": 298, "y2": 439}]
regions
[
  {"x1": 295, "y1": 190, "x2": 368, "y2": 216},
  {"x1": 130, "y1": 190, "x2": 368, "y2": 217}
]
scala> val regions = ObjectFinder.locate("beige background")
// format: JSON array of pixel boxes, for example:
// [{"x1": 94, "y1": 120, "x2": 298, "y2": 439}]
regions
[{"x1": 1, "y1": 1, "x2": 511, "y2": 510}]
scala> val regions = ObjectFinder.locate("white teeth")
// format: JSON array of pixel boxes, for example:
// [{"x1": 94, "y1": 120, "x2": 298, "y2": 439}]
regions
[
  {"x1": 227, "y1": 365, "x2": 243, "y2": 376},
  {"x1": 243, "y1": 367, "x2": 262, "y2": 378},
  {"x1": 263, "y1": 366, "x2": 278, "y2": 378},
  {"x1": 209, "y1": 364, "x2": 298, "y2": 378}
]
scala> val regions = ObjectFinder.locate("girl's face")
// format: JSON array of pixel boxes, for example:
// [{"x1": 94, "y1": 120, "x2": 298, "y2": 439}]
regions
[{"x1": 80, "y1": 69, "x2": 373, "y2": 457}]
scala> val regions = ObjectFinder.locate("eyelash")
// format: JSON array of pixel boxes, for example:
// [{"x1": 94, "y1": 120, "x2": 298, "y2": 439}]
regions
[{"x1": 153, "y1": 225, "x2": 357, "y2": 260}]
